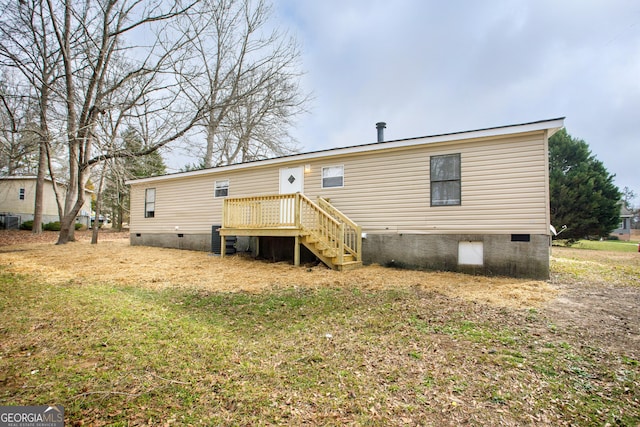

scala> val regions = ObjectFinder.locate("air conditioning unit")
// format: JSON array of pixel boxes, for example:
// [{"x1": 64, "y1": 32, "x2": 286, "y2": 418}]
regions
[
  {"x1": 211, "y1": 225, "x2": 237, "y2": 255},
  {"x1": 0, "y1": 214, "x2": 20, "y2": 230}
]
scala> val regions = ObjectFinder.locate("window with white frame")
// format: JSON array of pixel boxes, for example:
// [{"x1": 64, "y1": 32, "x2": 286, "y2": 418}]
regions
[
  {"x1": 145, "y1": 188, "x2": 156, "y2": 218},
  {"x1": 322, "y1": 165, "x2": 344, "y2": 188},
  {"x1": 19, "y1": 188, "x2": 25, "y2": 200},
  {"x1": 430, "y1": 154, "x2": 461, "y2": 206},
  {"x1": 214, "y1": 179, "x2": 229, "y2": 198}
]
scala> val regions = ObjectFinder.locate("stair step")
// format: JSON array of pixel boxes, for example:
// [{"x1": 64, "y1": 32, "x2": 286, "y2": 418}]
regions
[
  {"x1": 299, "y1": 215, "x2": 361, "y2": 270},
  {"x1": 336, "y1": 261, "x2": 363, "y2": 271},
  {"x1": 329, "y1": 254, "x2": 355, "y2": 263},
  {"x1": 322, "y1": 249, "x2": 338, "y2": 258}
]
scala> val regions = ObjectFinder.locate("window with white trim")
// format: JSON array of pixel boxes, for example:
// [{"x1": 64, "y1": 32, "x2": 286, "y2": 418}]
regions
[
  {"x1": 430, "y1": 154, "x2": 461, "y2": 206},
  {"x1": 19, "y1": 188, "x2": 25, "y2": 200},
  {"x1": 322, "y1": 165, "x2": 344, "y2": 188},
  {"x1": 145, "y1": 188, "x2": 156, "y2": 218},
  {"x1": 214, "y1": 179, "x2": 229, "y2": 198}
]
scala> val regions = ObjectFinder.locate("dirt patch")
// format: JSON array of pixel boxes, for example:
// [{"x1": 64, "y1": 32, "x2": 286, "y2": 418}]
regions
[
  {"x1": 548, "y1": 247, "x2": 640, "y2": 359},
  {"x1": 545, "y1": 283, "x2": 640, "y2": 357}
]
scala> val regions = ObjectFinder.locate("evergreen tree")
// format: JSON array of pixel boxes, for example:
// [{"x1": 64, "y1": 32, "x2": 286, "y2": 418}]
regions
[
  {"x1": 103, "y1": 128, "x2": 166, "y2": 230},
  {"x1": 549, "y1": 129, "x2": 621, "y2": 242}
]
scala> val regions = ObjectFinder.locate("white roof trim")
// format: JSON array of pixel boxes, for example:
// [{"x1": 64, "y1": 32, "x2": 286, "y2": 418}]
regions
[
  {"x1": 0, "y1": 176, "x2": 40, "y2": 180},
  {"x1": 0, "y1": 176, "x2": 61, "y2": 185},
  {"x1": 127, "y1": 117, "x2": 565, "y2": 185}
]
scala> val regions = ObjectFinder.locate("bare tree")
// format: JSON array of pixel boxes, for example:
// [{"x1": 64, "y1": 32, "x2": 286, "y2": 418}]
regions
[
  {"x1": 2, "y1": 0, "x2": 308, "y2": 243},
  {"x1": 0, "y1": 77, "x2": 40, "y2": 175},
  {"x1": 221, "y1": 67, "x2": 306, "y2": 164},
  {"x1": 100, "y1": 126, "x2": 166, "y2": 232},
  {"x1": 29, "y1": 0, "x2": 205, "y2": 244},
  {"x1": 180, "y1": 0, "x2": 309, "y2": 168},
  {"x1": 1, "y1": 0, "x2": 65, "y2": 233}
]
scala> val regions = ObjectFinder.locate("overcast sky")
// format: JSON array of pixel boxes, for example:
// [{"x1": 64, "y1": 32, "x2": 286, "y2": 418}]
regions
[{"x1": 263, "y1": 0, "x2": 639, "y2": 204}]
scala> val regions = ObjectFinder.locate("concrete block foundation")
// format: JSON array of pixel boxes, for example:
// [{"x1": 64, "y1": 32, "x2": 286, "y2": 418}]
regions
[
  {"x1": 130, "y1": 233, "x2": 213, "y2": 252},
  {"x1": 362, "y1": 233, "x2": 550, "y2": 279},
  {"x1": 130, "y1": 232, "x2": 550, "y2": 279}
]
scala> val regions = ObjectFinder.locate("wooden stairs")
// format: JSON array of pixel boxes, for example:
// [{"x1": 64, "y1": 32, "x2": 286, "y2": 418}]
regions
[
  {"x1": 300, "y1": 232, "x2": 361, "y2": 271},
  {"x1": 219, "y1": 193, "x2": 362, "y2": 271}
]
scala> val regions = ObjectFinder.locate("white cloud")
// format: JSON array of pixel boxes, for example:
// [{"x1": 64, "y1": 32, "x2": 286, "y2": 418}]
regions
[{"x1": 272, "y1": 0, "x2": 640, "y2": 200}]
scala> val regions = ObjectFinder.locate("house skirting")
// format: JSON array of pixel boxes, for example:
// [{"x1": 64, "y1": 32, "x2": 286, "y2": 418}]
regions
[
  {"x1": 130, "y1": 232, "x2": 213, "y2": 252},
  {"x1": 362, "y1": 233, "x2": 550, "y2": 279},
  {"x1": 130, "y1": 232, "x2": 550, "y2": 279}
]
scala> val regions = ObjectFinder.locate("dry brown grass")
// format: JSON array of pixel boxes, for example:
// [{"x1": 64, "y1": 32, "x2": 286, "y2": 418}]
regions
[
  {"x1": 550, "y1": 245, "x2": 640, "y2": 288},
  {"x1": 1, "y1": 238, "x2": 556, "y2": 309},
  {"x1": 2, "y1": 232, "x2": 639, "y2": 426}
]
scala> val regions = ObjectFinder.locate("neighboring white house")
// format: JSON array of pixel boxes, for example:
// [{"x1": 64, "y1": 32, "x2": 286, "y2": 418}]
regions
[
  {"x1": 127, "y1": 117, "x2": 565, "y2": 279},
  {"x1": 610, "y1": 204, "x2": 634, "y2": 241},
  {"x1": 0, "y1": 176, "x2": 92, "y2": 229}
]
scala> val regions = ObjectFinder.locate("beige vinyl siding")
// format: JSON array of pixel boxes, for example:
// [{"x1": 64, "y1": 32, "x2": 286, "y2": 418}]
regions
[
  {"x1": 302, "y1": 132, "x2": 549, "y2": 235},
  {"x1": 0, "y1": 178, "x2": 88, "y2": 218},
  {"x1": 130, "y1": 130, "x2": 550, "y2": 236},
  {"x1": 130, "y1": 167, "x2": 281, "y2": 234},
  {"x1": 0, "y1": 179, "x2": 36, "y2": 215}
]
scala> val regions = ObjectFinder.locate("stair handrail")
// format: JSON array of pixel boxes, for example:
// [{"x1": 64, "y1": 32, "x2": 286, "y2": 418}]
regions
[
  {"x1": 317, "y1": 197, "x2": 357, "y2": 230},
  {"x1": 222, "y1": 193, "x2": 360, "y2": 265},
  {"x1": 297, "y1": 194, "x2": 342, "y2": 257},
  {"x1": 317, "y1": 197, "x2": 362, "y2": 262}
]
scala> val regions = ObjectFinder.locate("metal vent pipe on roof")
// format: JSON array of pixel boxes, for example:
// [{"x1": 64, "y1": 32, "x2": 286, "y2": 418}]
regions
[{"x1": 376, "y1": 122, "x2": 386, "y2": 142}]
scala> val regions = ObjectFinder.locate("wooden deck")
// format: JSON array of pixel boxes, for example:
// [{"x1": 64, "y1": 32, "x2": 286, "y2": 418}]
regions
[{"x1": 219, "y1": 193, "x2": 362, "y2": 271}]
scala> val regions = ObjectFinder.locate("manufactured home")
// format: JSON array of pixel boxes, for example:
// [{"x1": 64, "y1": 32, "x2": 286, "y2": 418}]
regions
[{"x1": 127, "y1": 117, "x2": 565, "y2": 279}]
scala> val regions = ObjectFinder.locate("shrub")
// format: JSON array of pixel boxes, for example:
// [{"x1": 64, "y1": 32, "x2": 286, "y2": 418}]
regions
[
  {"x1": 20, "y1": 220, "x2": 34, "y2": 230},
  {"x1": 20, "y1": 220, "x2": 82, "y2": 231},
  {"x1": 43, "y1": 221, "x2": 61, "y2": 231}
]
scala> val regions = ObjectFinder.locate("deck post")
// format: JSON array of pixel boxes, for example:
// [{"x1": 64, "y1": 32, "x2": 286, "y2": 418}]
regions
[
  {"x1": 220, "y1": 201, "x2": 225, "y2": 258},
  {"x1": 294, "y1": 193, "x2": 301, "y2": 228},
  {"x1": 338, "y1": 223, "x2": 345, "y2": 266},
  {"x1": 294, "y1": 235, "x2": 300, "y2": 266},
  {"x1": 356, "y1": 225, "x2": 362, "y2": 262}
]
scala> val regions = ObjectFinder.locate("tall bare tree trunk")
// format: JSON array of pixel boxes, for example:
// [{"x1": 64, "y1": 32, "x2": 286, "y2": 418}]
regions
[
  {"x1": 116, "y1": 192, "x2": 124, "y2": 231},
  {"x1": 33, "y1": 80, "x2": 51, "y2": 234},
  {"x1": 32, "y1": 139, "x2": 47, "y2": 234},
  {"x1": 91, "y1": 165, "x2": 106, "y2": 244},
  {"x1": 3, "y1": 0, "x2": 224, "y2": 245}
]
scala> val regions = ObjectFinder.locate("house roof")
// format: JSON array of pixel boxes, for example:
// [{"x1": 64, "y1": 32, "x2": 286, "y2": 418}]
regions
[
  {"x1": 0, "y1": 176, "x2": 61, "y2": 185},
  {"x1": 0, "y1": 175, "x2": 42, "y2": 180},
  {"x1": 0, "y1": 176, "x2": 94, "y2": 193},
  {"x1": 620, "y1": 204, "x2": 634, "y2": 217},
  {"x1": 127, "y1": 117, "x2": 565, "y2": 185}
]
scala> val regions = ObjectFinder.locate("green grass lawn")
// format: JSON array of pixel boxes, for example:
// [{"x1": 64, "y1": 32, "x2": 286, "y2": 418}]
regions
[
  {"x1": 1, "y1": 266, "x2": 638, "y2": 425},
  {"x1": 554, "y1": 238, "x2": 639, "y2": 252}
]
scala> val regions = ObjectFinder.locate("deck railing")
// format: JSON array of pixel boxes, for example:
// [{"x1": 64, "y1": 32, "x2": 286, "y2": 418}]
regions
[
  {"x1": 222, "y1": 193, "x2": 360, "y2": 263},
  {"x1": 224, "y1": 193, "x2": 299, "y2": 228},
  {"x1": 317, "y1": 197, "x2": 362, "y2": 262}
]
